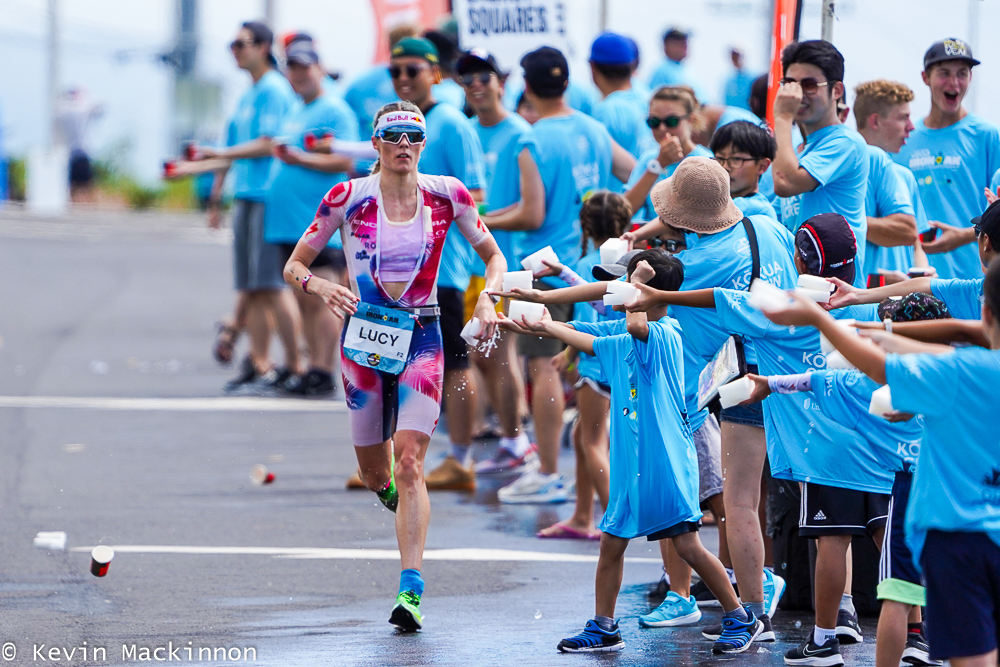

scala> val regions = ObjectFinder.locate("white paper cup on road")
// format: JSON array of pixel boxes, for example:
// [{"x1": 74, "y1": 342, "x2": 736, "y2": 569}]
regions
[
  {"x1": 796, "y1": 274, "x2": 835, "y2": 293},
  {"x1": 520, "y1": 246, "x2": 559, "y2": 274},
  {"x1": 599, "y1": 238, "x2": 628, "y2": 265},
  {"x1": 33, "y1": 531, "x2": 67, "y2": 551},
  {"x1": 718, "y1": 376, "x2": 755, "y2": 409},
  {"x1": 508, "y1": 301, "x2": 544, "y2": 324},
  {"x1": 868, "y1": 385, "x2": 894, "y2": 417},
  {"x1": 747, "y1": 279, "x2": 790, "y2": 312},
  {"x1": 250, "y1": 464, "x2": 275, "y2": 485},
  {"x1": 90, "y1": 545, "x2": 114, "y2": 577},
  {"x1": 461, "y1": 317, "x2": 483, "y2": 346},
  {"x1": 502, "y1": 270, "x2": 533, "y2": 293}
]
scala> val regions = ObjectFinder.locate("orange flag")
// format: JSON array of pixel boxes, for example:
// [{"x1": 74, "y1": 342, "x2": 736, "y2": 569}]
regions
[{"x1": 766, "y1": 0, "x2": 801, "y2": 129}]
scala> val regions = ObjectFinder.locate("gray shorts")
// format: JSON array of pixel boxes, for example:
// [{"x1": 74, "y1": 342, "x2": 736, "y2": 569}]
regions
[
  {"x1": 694, "y1": 413, "x2": 724, "y2": 503},
  {"x1": 232, "y1": 199, "x2": 287, "y2": 291}
]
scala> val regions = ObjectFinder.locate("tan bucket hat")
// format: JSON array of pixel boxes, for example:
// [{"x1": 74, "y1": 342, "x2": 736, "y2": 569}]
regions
[{"x1": 650, "y1": 156, "x2": 743, "y2": 234}]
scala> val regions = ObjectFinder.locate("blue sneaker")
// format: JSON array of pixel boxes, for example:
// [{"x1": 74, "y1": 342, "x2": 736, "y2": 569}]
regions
[
  {"x1": 763, "y1": 568, "x2": 786, "y2": 618},
  {"x1": 556, "y1": 620, "x2": 624, "y2": 653},
  {"x1": 639, "y1": 591, "x2": 702, "y2": 627},
  {"x1": 712, "y1": 608, "x2": 763, "y2": 654}
]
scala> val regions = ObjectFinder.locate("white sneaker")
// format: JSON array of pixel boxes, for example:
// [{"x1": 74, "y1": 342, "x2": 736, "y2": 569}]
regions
[{"x1": 497, "y1": 470, "x2": 569, "y2": 504}]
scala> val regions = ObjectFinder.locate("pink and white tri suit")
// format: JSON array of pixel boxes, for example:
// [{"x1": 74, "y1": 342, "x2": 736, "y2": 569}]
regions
[{"x1": 303, "y1": 172, "x2": 493, "y2": 445}]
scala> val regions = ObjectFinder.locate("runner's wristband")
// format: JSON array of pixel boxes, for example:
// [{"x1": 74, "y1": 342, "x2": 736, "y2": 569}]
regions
[{"x1": 301, "y1": 274, "x2": 313, "y2": 294}]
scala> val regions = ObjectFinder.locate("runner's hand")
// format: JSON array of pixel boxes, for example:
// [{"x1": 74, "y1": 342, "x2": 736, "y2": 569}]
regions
[
  {"x1": 742, "y1": 373, "x2": 771, "y2": 404},
  {"x1": 472, "y1": 291, "x2": 500, "y2": 340},
  {"x1": 314, "y1": 280, "x2": 359, "y2": 319},
  {"x1": 823, "y1": 277, "x2": 859, "y2": 310}
]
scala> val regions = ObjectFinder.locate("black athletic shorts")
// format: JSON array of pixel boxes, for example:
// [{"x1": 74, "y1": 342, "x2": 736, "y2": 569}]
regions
[
  {"x1": 438, "y1": 286, "x2": 469, "y2": 371},
  {"x1": 68, "y1": 149, "x2": 93, "y2": 186},
  {"x1": 798, "y1": 481, "x2": 889, "y2": 538}
]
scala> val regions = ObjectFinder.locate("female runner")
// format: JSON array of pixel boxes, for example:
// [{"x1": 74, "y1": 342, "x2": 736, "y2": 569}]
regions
[{"x1": 283, "y1": 101, "x2": 505, "y2": 631}]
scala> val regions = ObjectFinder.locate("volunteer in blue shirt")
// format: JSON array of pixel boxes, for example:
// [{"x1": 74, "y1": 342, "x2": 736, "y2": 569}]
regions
[
  {"x1": 588, "y1": 32, "x2": 655, "y2": 190},
  {"x1": 771, "y1": 40, "x2": 870, "y2": 285},
  {"x1": 623, "y1": 85, "x2": 712, "y2": 221},
  {"x1": 723, "y1": 47, "x2": 756, "y2": 110},
  {"x1": 191, "y1": 21, "x2": 300, "y2": 393},
  {"x1": 343, "y1": 24, "x2": 417, "y2": 137},
  {"x1": 710, "y1": 120, "x2": 778, "y2": 219},
  {"x1": 264, "y1": 40, "x2": 359, "y2": 397},
  {"x1": 759, "y1": 254, "x2": 1000, "y2": 667},
  {"x1": 423, "y1": 30, "x2": 466, "y2": 111},
  {"x1": 424, "y1": 48, "x2": 535, "y2": 490},
  {"x1": 386, "y1": 36, "x2": 487, "y2": 481},
  {"x1": 854, "y1": 80, "x2": 931, "y2": 277},
  {"x1": 895, "y1": 39, "x2": 1000, "y2": 280},
  {"x1": 484, "y1": 46, "x2": 634, "y2": 505},
  {"x1": 648, "y1": 27, "x2": 709, "y2": 104}
]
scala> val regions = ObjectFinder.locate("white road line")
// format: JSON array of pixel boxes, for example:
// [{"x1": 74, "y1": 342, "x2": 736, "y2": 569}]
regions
[
  {"x1": 69, "y1": 545, "x2": 660, "y2": 564},
  {"x1": 0, "y1": 396, "x2": 345, "y2": 412}
]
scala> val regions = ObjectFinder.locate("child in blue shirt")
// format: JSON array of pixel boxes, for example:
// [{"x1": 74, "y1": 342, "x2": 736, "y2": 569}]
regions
[
  {"x1": 503, "y1": 250, "x2": 761, "y2": 655},
  {"x1": 758, "y1": 255, "x2": 1000, "y2": 665}
]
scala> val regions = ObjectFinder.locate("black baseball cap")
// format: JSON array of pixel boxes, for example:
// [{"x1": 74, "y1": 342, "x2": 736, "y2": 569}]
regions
[
  {"x1": 977, "y1": 200, "x2": 1000, "y2": 245},
  {"x1": 285, "y1": 40, "x2": 319, "y2": 66},
  {"x1": 242, "y1": 21, "x2": 277, "y2": 65},
  {"x1": 456, "y1": 48, "x2": 505, "y2": 76},
  {"x1": 923, "y1": 38, "x2": 980, "y2": 70},
  {"x1": 521, "y1": 46, "x2": 569, "y2": 97},
  {"x1": 663, "y1": 27, "x2": 689, "y2": 42},
  {"x1": 593, "y1": 249, "x2": 642, "y2": 280},
  {"x1": 794, "y1": 213, "x2": 858, "y2": 285}
]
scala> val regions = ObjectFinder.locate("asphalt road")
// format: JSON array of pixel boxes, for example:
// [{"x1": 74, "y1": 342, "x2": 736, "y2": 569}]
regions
[{"x1": 0, "y1": 208, "x2": 876, "y2": 666}]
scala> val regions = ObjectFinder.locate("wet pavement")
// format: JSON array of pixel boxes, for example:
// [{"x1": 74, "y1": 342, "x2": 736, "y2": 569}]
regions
[{"x1": 0, "y1": 210, "x2": 877, "y2": 665}]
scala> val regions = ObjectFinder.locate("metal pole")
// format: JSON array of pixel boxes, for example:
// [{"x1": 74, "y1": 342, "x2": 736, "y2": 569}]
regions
[
  {"x1": 820, "y1": 0, "x2": 834, "y2": 43},
  {"x1": 48, "y1": 0, "x2": 59, "y2": 149},
  {"x1": 264, "y1": 0, "x2": 274, "y2": 26},
  {"x1": 599, "y1": 0, "x2": 608, "y2": 32},
  {"x1": 968, "y1": 0, "x2": 981, "y2": 113}
]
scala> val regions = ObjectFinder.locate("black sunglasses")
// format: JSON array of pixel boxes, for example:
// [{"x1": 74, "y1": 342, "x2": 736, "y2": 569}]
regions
[
  {"x1": 780, "y1": 76, "x2": 833, "y2": 95},
  {"x1": 460, "y1": 72, "x2": 493, "y2": 87},
  {"x1": 646, "y1": 114, "x2": 688, "y2": 129},
  {"x1": 712, "y1": 155, "x2": 756, "y2": 169},
  {"x1": 389, "y1": 63, "x2": 430, "y2": 80}
]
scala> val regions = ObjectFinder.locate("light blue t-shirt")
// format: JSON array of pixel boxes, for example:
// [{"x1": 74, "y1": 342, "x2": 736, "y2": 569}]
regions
[
  {"x1": 776, "y1": 124, "x2": 869, "y2": 285},
  {"x1": 626, "y1": 144, "x2": 713, "y2": 221},
  {"x1": 648, "y1": 59, "x2": 709, "y2": 105},
  {"x1": 930, "y1": 277, "x2": 985, "y2": 320},
  {"x1": 468, "y1": 113, "x2": 533, "y2": 276},
  {"x1": 863, "y1": 145, "x2": 915, "y2": 277},
  {"x1": 433, "y1": 78, "x2": 466, "y2": 111},
  {"x1": 227, "y1": 70, "x2": 295, "y2": 201},
  {"x1": 591, "y1": 317, "x2": 702, "y2": 539},
  {"x1": 569, "y1": 253, "x2": 625, "y2": 386},
  {"x1": 419, "y1": 102, "x2": 486, "y2": 291},
  {"x1": 865, "y1": 163, "x2": 931, "y2": 276},
  {"x1": 723, "y1": 70, "x2": 757, "y2": 110},
  {"x1": 808, "y1": 369, "x2": 923, "y2": 473},
  {"x1": 715, "y1": 289, "x2": 892, "y2": 492},
  {"x1": 263, "y1": 94, "x2": 359, "y2": 245},
  {"x1": 517, "y1": 112, "x2": 612, "y2": 280},
  {"x1": 343, "y1": 66, "x2": 396, "y2": 137},
  {"x1": 886, "y1": 347, "x2": 1000, "y2": 570},
  {"x1": 592, "y1": 88, "x2": 655, "y2": 191},
  {"x1": 894, "y1": 114, "x2": 1000, "y2": 279},
  {"x1": 734, "y1": 191, "x2": 777, "y2": 220}
]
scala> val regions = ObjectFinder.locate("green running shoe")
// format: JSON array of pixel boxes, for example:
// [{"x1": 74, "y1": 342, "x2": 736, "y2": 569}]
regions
[
  {"x1": 376, "y1": 475, "x2": 398, "y2": 512},
  {"x1": 389, "y1": 590, "x2": 422, "y2": 631}
]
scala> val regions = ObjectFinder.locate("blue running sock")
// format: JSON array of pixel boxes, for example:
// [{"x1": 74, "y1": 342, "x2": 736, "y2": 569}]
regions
[
  {"x1": 745, "y1": 601, "x2": 765, "y2": 618},
  {"x1": 399, "y1": 569, "x2": 424, "y2": 596},
  {"x1": 723, "y1": 606, "x2": 749, "y2": 622},
  {"x1": 593, "y1": 615, "x2": 615, "y2": 631}
]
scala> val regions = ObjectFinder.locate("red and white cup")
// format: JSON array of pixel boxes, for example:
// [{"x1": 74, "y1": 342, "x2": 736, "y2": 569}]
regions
[
  {"x1": 90, "y1": 545, "x2": 114, "y2": 577},
  {"x1": 303, "y1": 133, "x2": 317, "y2": 151},
  {"x1": 250, "y1": 464, "x2": 275, "y2": 485},
  {"x1": 162, "y1": 160, "x2": 177, "y2": 178},
  {"x1": 183, "y1": 142, "x2": 201, "y2": 161}
]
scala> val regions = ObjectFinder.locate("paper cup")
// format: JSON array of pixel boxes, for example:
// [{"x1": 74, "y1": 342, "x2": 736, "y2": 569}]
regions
[
  {"x1": 603, "y1": 283, "x2": 638, "y2": 305},
  {"x1": 825, "y1": 350, "x2": 856, "y2": 370},
  {"x1": 599, "y1": 238, "x2": 628, "y2": 265},
  {"x1": 90, "y1": 545, "x2": 114, "y2": 577},
  {"x1": 796, "y1": 274, "x2": 835, "y2": 293},
  {"x1": 460, "y1": 317, "x2": 483, "y2": 346},
  {"x1": 520, "y1": 246, "x2": 559, "y2": 274},
  {"x1": 502, "y1": 270, "x2": 533, "y2": 293},
  {"x1": 795, "y1": 287, "x2": 832, "y2": 303},
  {"x1": 508, "y1": 301, "x2": 544, "y2": 324},
  {"x1": 868, "y1": 385, "x2": 894, "y2": 417},
  {"x1": 250, "y1": 464, "x2": 275, "y2": 485},
  {"x1": 33, "y1": 531, "x2": 67, "y2": 551},
  {"x1": 718, "y1": 376, "x2": 754, "y2": 409}
]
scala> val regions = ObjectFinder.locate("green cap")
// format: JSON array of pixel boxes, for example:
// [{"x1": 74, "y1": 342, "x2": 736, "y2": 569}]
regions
[{"x1": 391, "y1": 37, "x2": 439, "y2": 64}]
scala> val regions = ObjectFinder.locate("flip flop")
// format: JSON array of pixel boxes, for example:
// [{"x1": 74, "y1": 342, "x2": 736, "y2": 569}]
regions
[{"x1": 536, "y1": 524, "x2": 601, "y2": 540}]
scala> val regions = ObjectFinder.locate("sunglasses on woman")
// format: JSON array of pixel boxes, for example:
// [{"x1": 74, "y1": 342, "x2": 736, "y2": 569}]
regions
[
  {"x1": 377, "y1": 128, "x2": 426, "y2": 145},
  {"x1": 460, "y1": 72, "x2": 493, "y2": 87},
  {"x1": 389, "y1": 63, "x2": 430, "y2": 80},
  {"x1": 780, "y1": 76, "x2": 831, "y2": 96},
  {"x1": 646, "y1": 114, "x2": 688, "y2": 129}
]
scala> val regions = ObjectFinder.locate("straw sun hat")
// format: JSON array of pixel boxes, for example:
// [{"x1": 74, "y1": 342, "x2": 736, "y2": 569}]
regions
[{"x1": 650, "y1": 156, "x2": 743, "y2": 233}]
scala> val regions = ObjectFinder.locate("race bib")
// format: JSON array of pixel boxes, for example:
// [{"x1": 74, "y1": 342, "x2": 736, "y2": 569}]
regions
[{"x1": 343, "y1": 303, "x2": 414, "y2": 375}]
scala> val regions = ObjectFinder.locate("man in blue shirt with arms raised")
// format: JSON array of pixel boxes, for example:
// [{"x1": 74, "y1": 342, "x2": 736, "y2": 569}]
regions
[
  {"x1": 895, "y1": 39, "x2": 1000, "y2": 280},
  {"x1": 771, "y1": 40, "x2": 869, "y2": 285}
]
